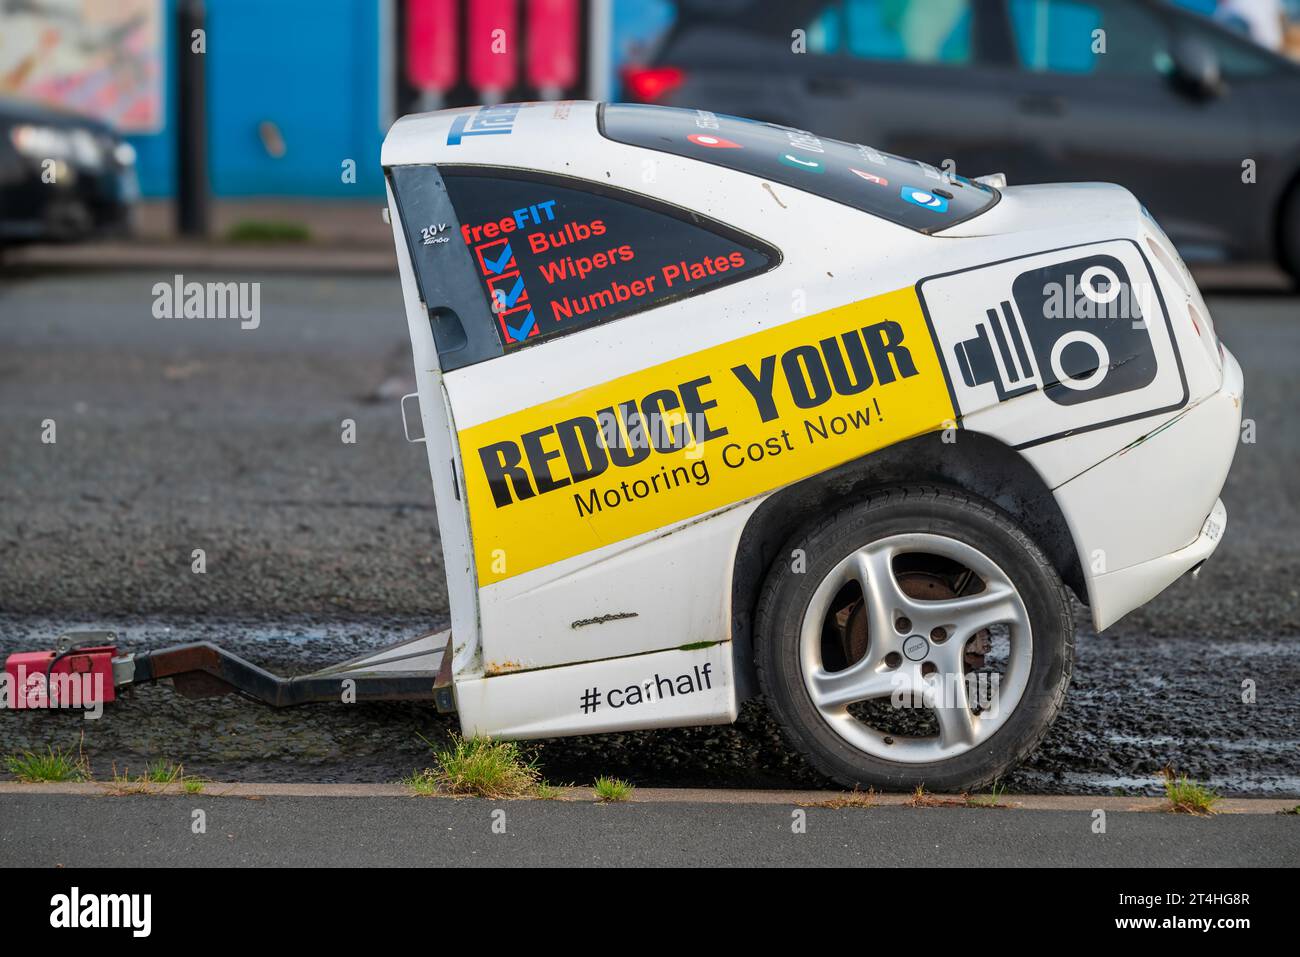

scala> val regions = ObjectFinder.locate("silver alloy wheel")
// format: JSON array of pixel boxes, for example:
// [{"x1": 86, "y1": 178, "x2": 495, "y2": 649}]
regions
[{"x1": 798, "y1": 532, "x2": 1032, "y2": 763}]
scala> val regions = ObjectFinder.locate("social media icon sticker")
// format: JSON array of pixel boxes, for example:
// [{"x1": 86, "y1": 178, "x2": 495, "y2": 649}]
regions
[
  {"x1": 688, "y1": 133, "x2": 742, "y2": 149},
  {"x1": 900, "y1": 187, "x2": 949, "y2": 212},
  {"x1": 778, "y1": 153, "x2": 825, "y2": 172},
  {"x1": 849, "y1": 168, "x2": 889, "y2": 186}
]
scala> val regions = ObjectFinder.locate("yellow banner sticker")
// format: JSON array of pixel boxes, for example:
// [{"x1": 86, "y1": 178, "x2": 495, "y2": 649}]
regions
[{"x1": 460, "y1": 286, "x2": 955, "y2": 585}]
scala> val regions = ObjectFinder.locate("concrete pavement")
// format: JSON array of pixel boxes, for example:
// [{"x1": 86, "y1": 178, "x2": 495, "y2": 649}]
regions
[{"x1": 1, "y1": 790, "x2": 1295, "y2": 867}]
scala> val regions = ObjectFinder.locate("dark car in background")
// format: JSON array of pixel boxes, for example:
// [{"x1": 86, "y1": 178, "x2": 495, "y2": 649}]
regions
[
  {"x1": 626, "y1": 0, "x2": 1300, "y2": 282},
  {"x1": 0, "y1": 96, "x2": 137, "y2": 246}
]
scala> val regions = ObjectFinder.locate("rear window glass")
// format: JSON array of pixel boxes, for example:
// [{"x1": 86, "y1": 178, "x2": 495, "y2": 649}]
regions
[
  {"x1": 437, "y1": 168, "x2": 778, "y2": 349},
  {"x1": 599, "y1": 103, "x2": 998, "y2": 233}
]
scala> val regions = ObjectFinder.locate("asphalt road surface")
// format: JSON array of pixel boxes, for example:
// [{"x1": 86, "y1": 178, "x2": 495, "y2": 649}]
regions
[
  {"x1": 1, "y1": 271, "x2": 1297, "y2": 795},
  {"x1": 2, "y1": 793, "x2": 1296, "y2": 867}
]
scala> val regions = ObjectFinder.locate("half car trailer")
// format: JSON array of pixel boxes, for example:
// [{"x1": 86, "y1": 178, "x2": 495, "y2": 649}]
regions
[{"x1": 5, "y1": 103, "x2": 1243, "y2": 791}]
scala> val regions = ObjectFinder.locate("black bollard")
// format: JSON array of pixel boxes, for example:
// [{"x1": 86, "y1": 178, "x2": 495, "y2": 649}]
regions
[{"x1": 176, "y1": 0, "x2": 209, "y2": 238}]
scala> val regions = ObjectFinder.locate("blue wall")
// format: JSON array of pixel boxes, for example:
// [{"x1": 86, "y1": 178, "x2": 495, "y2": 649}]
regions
[{"x1": 126, "y1": 0, "x2": 386, "y2": 198}]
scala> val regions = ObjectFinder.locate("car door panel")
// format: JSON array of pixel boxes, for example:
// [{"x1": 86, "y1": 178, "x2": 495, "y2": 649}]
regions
[{"x1": 1002, "y1": 0, "x2": 1260, "y2": 258}]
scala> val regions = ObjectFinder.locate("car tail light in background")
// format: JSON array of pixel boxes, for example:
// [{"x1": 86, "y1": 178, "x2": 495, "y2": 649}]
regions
[{"x1": 622, "y1": 66, "x2": 684, "y2": 103}]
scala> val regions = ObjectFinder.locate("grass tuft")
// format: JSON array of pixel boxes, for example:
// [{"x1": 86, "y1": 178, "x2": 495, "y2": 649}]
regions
[
  {"x1": 105, "y1": 759, "x2": 201, "y2": 795},
  {"x1": 4, "y1": 744, "x2": 90, "y2": 783},
  {"x1": 965, "y1": 780, "x2": 1013, "y2": 808},
  {"x1": 906, "y1": 785, "x2": 942, "y2": 808},
  {"x1": 593, "y1": 776, "x2": 634, "y2": 802},
  {"x1": 799, "y1": 787, "x2": 877, "y2": 809},
  {"x1": 225, "y1": 220, "x2": 311, "y2": 244},
  {"x1": 904, "y1": 785, "x2": 976, "y2": 809},
  {"x1": 402, "y1": 769, "x2": 439, "y2": 796},
  {"x1": 408, "y1": 733, "x2": 544, "y2": 799},
  {"x1": 1161, "y1": 767, "x2": 1221, "y2": 815},
  {"x1": 145, "y1": 758, "x2": 183, "y2": 784}
]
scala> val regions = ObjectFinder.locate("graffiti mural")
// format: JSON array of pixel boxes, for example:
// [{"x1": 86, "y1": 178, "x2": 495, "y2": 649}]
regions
[{"x1": 0, "y1": 0, "x2": 163, "y2": 132}]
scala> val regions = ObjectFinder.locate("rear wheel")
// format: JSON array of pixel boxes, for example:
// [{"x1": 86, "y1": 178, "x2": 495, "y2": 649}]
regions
[
  {"x1": 1281, "y1": 183, "x2": 1300, "y2": 288},
  {"x1": 754, "y1": 486, "x2": 1074, "y2": 792}
]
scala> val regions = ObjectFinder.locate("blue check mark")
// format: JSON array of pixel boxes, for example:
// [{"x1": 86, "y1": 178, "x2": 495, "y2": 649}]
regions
[
  {"x1": 505, "y1": 308, "x2": 536, "y2": 341},
  {"x1": 493, "y1": 276, "x2": 526, "y2": 310},
  {"x1": 482, "y1": 243, "x2": 514, "y2": 274}
]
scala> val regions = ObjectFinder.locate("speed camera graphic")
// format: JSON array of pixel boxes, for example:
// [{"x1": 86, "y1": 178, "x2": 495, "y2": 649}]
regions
[
  {"x1": 952, "y1": 254, "x2": 1159, "y2": 407},
  {"x1": 919, "y1": 242, "x2": 1188, "y2": 446}
]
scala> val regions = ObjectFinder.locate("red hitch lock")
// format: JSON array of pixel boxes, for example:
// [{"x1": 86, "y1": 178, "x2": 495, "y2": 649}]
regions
[{"x1": 4, "y1": 645, "x2": 118, "y2": 710}]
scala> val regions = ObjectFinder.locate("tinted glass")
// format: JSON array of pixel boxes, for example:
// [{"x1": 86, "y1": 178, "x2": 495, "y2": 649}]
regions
[
  {"x1": 599, "y1": 104, "x2": 997, "y2": 233},
  {"x1": 1009, "y1": 0, "x2": 1171, "y2": 74},
  {"x1": 810, "y1": 0, "x2": 973, "y2": 64},
  {"x1": 670, "y1": 0, "x2": 972, "y2": 64},
  {"x1": 1177, "y1": 16, "x2": 1285, "y2": 76},
  {"x1": 439, "y1": 169, "x2": 777, "y2": 349}
]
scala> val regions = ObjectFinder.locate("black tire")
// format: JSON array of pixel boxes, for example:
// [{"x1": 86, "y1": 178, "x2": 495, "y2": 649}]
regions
[
  {"x1": 754, "y1": 485, "x2": 1074, "y2": 792},
  {"x1": 1281, "y1": 183, "x2": 1300, "y2": 289}
]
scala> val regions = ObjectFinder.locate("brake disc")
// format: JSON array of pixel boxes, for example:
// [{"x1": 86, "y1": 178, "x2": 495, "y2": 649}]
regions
[{"x1": 833, "y1": 572, "x2": 993, "y2": 669}]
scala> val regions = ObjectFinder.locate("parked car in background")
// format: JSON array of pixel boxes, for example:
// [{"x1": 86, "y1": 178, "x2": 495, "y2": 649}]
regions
[
  {"x1": 0, "y1": 96, "x2": 137, "y2": 246},
  {"x1": 626, "y1": 0, "x2": 1300, "y2": 283}
]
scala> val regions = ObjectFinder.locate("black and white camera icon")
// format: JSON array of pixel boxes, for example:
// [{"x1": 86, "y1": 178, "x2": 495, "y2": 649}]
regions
[{"x1": 952, "y1": 255, "x2": 1158, "y2": 407}]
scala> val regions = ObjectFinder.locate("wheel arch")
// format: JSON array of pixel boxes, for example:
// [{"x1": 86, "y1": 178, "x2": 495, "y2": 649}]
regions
[{"x1": 728, "y1": 430, "x2": 1084, "y2": 698}]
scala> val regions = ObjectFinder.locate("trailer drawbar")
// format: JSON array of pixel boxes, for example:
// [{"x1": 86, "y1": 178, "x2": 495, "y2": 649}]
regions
[{"x1": 3, "y1": 630, "x2": 456, "y2": 713}]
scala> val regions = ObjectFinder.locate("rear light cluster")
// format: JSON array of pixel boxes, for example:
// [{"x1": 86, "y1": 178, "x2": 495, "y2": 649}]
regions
[
  {"x1": 1186, "y1": 299, "x2": 1224, "y2": 366},
  {"x1": 1145, "y1": 229, "x2": 1221, "y2": 371},
  {"x1": 621, "y1": 66, "x2": 684, "y2": 103},
  {"x1": 1144, "y1": 234, "x2": 1190, "y2": 296}
]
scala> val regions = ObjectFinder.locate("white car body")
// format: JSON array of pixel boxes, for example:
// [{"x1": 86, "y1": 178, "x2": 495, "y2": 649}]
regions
[{"x1": 381, "y1": 102, "x2": 1242, "y2": 742}]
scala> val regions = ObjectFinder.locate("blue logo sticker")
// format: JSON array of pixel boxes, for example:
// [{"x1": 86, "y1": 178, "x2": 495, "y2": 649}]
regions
[
  {"x1": 900, "y1": 187, "x2": 949, "y2": 212},
  {"x1": 447, "y1": 104, "x2": 522, "y2": 146}
]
